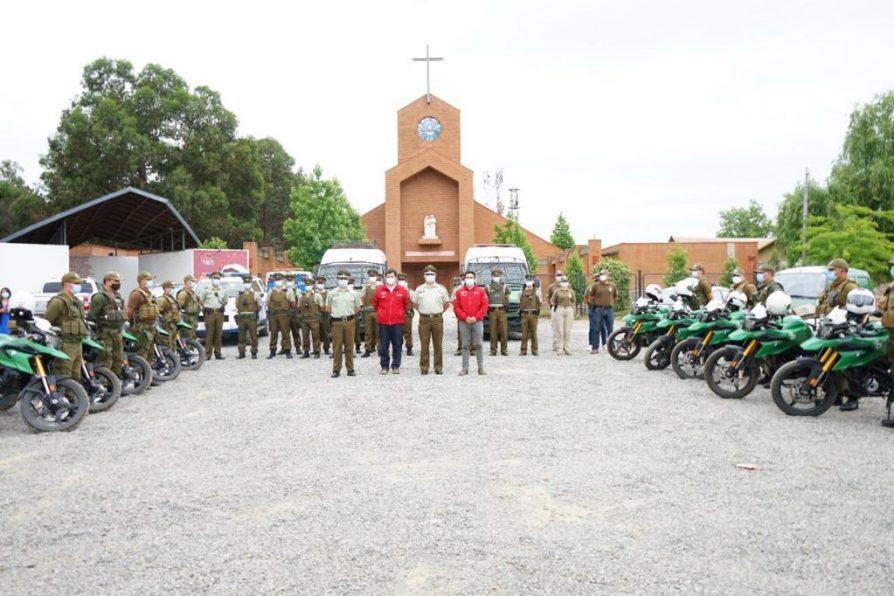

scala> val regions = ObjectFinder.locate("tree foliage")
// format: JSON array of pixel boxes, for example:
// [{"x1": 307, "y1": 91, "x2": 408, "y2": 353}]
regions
[
  {"x1": 283, "y1": 166, "x2": 366, "y2": 269},
  {"x1": 493, "y1": 215, "x2": 538, "y2": 271},
  {"x1": 803, "y1": 204, "x2": 894, "y2": 281},
  {"x1": 663, "y1": 245, "x2": 689, "y2": 287},
  {"x1": 775, "y1": 179, "x2": 833, "y2": 266},
  {"x1": 564, "y1": 252, "x2": 585, "y2": 304},
  {"x1": 595, "y1": 257, "x2": 632, "y2": 311},
  {"x1": 39, "y1": 57, "x2": 301, "y2": 247},
  {"x1": 199, "y1": 236, "x2": 228, "y2": 249},
  {"x1": 716, "y1": 199, "x2": 773, "y2": 238},
  {"x1": 718, "y1": 255, "x2": 739, "y2": 287},
  {"x1": 549, "y1": 212, "x2": 575, "y2": 250},
  {"x1": 0, "y1": 161, "x2": 49, "y2": 238}
]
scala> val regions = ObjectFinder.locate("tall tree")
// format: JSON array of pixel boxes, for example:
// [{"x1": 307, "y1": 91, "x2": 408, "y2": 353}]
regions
[
  {"x1": 803, "y1": 204, "x2": 894, "y2": 281},
  {"x1": 663, "y1": 245, "x2": 689, "y2": 287},
  {"x1": 283, "y1": 166, "x2": 366, "y2": 269},
  {"x1": 595, "y1": 257, "x2": 632, "y2": 311},
  {"x1": 718, "y1": 255, "x2": 739, "y2": 287},
  {"x1": 564, "y1": 252, "x2": 585, "y2": 303},
  {"x1": 549, "y1": 212, "x2": 575, "y2": 249},
  {"x1": 775, "y1": 178, "x2": 834, "y2": 267},
  {"x1": 716, "y1": 199, "x2": 773, "y2": 238},
  {"x1": 493, "y1": 215, "x2": 538, "y2": 271},
  {"x1": 253, "y1": 137, "x2": 303, "y2": 247},
  {"x1": 0, "y1": 160, "x2": 49, "y2": 238}
]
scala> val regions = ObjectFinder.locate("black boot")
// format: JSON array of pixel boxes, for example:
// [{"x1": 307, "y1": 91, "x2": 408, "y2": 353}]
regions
[
  {"x1": 313, "y1": 352, "x2": 321, "y2": 359},
  {"x1": 236, "y1": 353, "x2": 246, "y2": 359},
  {"x1": 407, "y1": 346, "x2": 413, "y2": 356},
  {"x1": 301, "y1": 351, "x2": 310, "y2": 359},
  {"x1": 267, "y1": 350, "x2": 277, "y2": 359},
  {"x1": 840, "y1": 400, "x2": 859, "y2": 411},
  {"x1": 361, "y1": 350, "x2": 371, "y2": 358},
  {"x1": 285, "y1": 349, "x2": 293, "y2": 360},
  {"x1": 251, "y1": 353, "x2": 257, "y2": 359}
]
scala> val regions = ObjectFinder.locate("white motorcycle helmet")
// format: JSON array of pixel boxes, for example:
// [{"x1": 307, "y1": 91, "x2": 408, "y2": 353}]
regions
[
  {"x1": 674, "y1": 278, "x2": 697, "y2": 298},
  {"x1": 749, "y1": 303, "x2": 768, "y2": 321},
  {"x1": 726, "y1": 290, "x2": 747, "y2": 311},
  {"x1": 645, "y1": 284, "x2": 663, "y2": 301},
  {"x1": 633, "y1": 296, "x2": 650, "y2": 309},
  {"x1": 704, "y1": 298, "x2": 724, "y2": 312},
  {"x1": 765, "y1": 291, "x2": 791, "y2": 316},
  {"x1": 846, "y1": 288, "x2": 875, "y2": 315}
]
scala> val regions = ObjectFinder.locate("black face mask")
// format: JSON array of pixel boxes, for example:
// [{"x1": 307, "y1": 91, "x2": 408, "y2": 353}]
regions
[{"x1": 111, "y1": 283, "x2": 121, "y2": 292}]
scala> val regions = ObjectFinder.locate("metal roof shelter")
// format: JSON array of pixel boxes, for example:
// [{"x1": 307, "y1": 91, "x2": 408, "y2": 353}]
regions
[{"x1": 0, "y1": 187, "x2": 200, "y2": 252}]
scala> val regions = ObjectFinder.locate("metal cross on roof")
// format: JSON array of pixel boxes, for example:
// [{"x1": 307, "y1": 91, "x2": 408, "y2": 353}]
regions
[{"x1": 411, "y1": 45, "x2": 444, "y2": 104}]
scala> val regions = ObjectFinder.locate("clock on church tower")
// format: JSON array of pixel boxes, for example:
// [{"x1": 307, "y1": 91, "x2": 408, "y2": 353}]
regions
[{"x1": 417, "y1": 116, "x2": 441, "y2": 141}]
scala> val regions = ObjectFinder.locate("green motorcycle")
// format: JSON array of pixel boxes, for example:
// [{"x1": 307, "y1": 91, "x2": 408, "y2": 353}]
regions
[
  {"x1": 704, "y1": 304, "x2": 813, "y2": 399},
  {"x1": 79, "y1": 331, "x2": 122, "y2": 413},
  {"x1": 670, "y1": 302, "x2": 746, "y2": 380},
  {"x1": 771, "y1": 307, "x2": 891, "y2": 418},
  {"x1": 150, "y1": 326, "x2": 182, "y2": 382},
  {"x1": 643, "y1": 301, "x2": 700, "y2": 370},
  {"x1": 608, "y1": 297, "x2": 669, "y2": 360},
  {"x1": 172, "y1": 321, "x2": 205, "y2": 371},
  {"x1": 0, "y1": 309, "x2": 89, "y2": 432},
  {"x1": 120, "y1": 328, "x2": 152, "y2": 396}
]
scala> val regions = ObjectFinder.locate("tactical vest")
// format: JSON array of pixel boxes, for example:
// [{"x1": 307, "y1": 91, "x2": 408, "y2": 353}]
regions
[
  {"x1": 486, "y1": 283, "x2": 508, "y2": 306},
  {"x1": 300, "y1": 293, "x2": 322, "y2": 319},
  {"x1": 268, "y1": 289, "x2": 291, "y2": 312},
  {"x1": 177, "y1": 288, "x2": 200, "y2": 315},
  {"x1": 132, "y1": 288, "x2": 160, "y2": 323},
  {"x1": 97, "y1": 289, "x2": 126, "y2": 328},
  {"x1": 160, "y1": 294, "x2": 181, "y2": 323},
  {"x1": 237, "y1": 291, "x2": 259, "y2": 315},
  {"x1": 518, "y1": 288, "x2": 541, "y2": 311},
  {"x1": 818, "y1": 278, "x2": 858, "y2": 315},
  {"x1": 49, "y1": 294, "x2": 88, "y2": 340}
]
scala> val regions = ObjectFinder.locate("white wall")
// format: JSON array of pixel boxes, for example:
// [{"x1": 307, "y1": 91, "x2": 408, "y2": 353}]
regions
[
  {"x1": 0, "y1": 243, "x2": 70, "y2": 296},
  {"x1": 138, "y1": 251, "x2": 194, "y2": 286},
  {"x1": 84, "y1": 256, "x2": 140, "y2": 296}
]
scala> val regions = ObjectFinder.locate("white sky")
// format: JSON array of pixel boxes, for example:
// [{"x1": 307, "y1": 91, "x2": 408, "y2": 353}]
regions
[{"x1": 2, "y1": 0, "x2": 894, "y2": 247}]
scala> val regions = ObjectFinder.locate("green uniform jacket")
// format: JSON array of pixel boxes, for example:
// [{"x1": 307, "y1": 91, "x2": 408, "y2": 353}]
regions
[
  {"x1": 816, "y1": 277, "x2": 858, "y2": 316},
  {"x1": 45, "y1": 293, "x2": 88, "y2": 340}
]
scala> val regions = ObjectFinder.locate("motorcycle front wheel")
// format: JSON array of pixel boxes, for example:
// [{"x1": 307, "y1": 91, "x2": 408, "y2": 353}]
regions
[
  {"x1": 770, "y1": 359, "x2": 837, "y2": 417},
  {"x1": 20, "y1": 377, "x2": 89, "y2": 432},
  {"x1": 85, "y1": 366, "x2": 121, "y2": 413},
  {"x1": 671, "y1": 337, "x2": 708, "y2": 380},
  {"x1": 121, "y1": 354, "x2": 152, "y2": 396},
  {"x1": 178, "y1": 338, "x2": 205, "y2": 371},
  {"x1": 644, "y1": 336, "x2": 673, "y2": 370},
  {"x1": 607, "y1": 327, "x2": 641, "y2": 361},
  {"x1": 704, "y1": 347, "x2": 759, "y2": 399},
  {"x1": 152, "y1": 347, "x2": 182, "y2": 382}
]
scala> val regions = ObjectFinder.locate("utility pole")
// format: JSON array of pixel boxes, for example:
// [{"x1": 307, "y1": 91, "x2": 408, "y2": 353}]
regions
[
  {"x1": 508, "y1": 187, "x2": 520, "y2": 220},
  {"x1": 800, "y1": 168, "x2": 809, "y2": 264}
]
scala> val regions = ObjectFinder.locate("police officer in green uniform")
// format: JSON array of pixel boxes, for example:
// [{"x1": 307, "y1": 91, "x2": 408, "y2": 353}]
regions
[
  {"x1": 235, "y1": 275, "x2": 260, "y2": 359},
  {"x1": 350, "y1": 277, "x2": 362, "y2": 354},
  {"x1": 414, "y1": 265, "x2": 451, "y2": 374},
  {"x1": 518, "y1": 273, "x2": 542, "y2": 356},
  {"x1": 689, "y1": 264, "x2": 714, "y2": 308},
  {"x1": 177, "y1": 275, "x2": 200, "y2": 338},
  {"x1": 360, "y1": 269, "x2": 380, "y2": 357},
  {"x1": 399, "y1": 273, "x2": 415, "y2": 356},
  {"x1": 127, "y1": 271, "x2": 160, "y2": 363},
  {"x1": 157, "y1": 280, "x2": 181, "y2": 350},
  {"x1": 267, "y1": 273, "x2": 294, "y2": 359},
  {"x1": 729, "y1": 268, "x2": 757, "y2": 308},
  {"x1": 754, "y1": 264, "x2": 784, "y2": 305},
  {"x1": 44, "y1": 272, "x2": 88, "y2": 381},
  {"x1": 286, "y1": 275, "x2": 302, "y2": 352},
  {"x1": 326, "y1": 269, "x2": 361, "y2": 377},
  {"x1": 879, "y1": 256, "x2": 894, "y2": 428},
  {"x1": 299, "y1": 280, "x2": 325, "y2": 359},
  {"x1": 198, "y1": 272, "x2": 228, "y2": 360},
  {"x1": 485, "y1": 268, "x2": 511, "y2": 356},
  {"x1": 815, "y1": 258, "x2": 859, "y2": 318},
  {"x1": 87, "y1": 271, "x2": 127, "y2": 377},
  {"x1": 315, "y1": 276, "x2": 331, "y2": 356}
]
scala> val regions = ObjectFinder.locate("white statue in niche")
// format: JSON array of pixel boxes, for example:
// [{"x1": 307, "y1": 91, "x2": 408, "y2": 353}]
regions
[{"x1": 424, "y1": 214, "x2": 437, "y2": 238}]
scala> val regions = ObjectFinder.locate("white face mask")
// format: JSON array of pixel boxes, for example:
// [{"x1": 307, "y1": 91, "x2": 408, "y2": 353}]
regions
[
  {"x1": 286, "y1": 281, "x2": 294, "y2": 288},
  {"x1": 690, "y1": 270, "x2": 700, "y2": 279},
  {"x1": 525, "y1": 280, "x2": 534, "y2": 287},
  {"x1": 368, "y1": 277, "x2": 377, "y2": 285},
  {"x1": 398, "y1": 280, "x2": 407, "y2": 288},
  {"x1": 315, "y1": 283, "x2": 324, "y2": 291},
  {"x1": 275, "y1": 280, "x2": 283, "y2": 288},
  {"x1": 385, "y1": 276, "x2": 396, "y2": 286},
  {"x1": 424, "y1": 274, "x2": 436, "y2": 283},
  {"x1": 243, "y1": 283, "x2": 251, "y2": 291},
  {"x1": 599, "y1": 275, "x2": 607, "y2": 282},
  {"x1": 492, "y1": 277, "x2": 501, "y2": 284},
  {"x1": 145, "y1": 280, "x2": 155, "y2": 289},
  {"x1": 731, "y1": 275, "x2": 743, "y2": 285},
  {"x1": 337, "y1": 279, "x2": 349, "y2": 288},
  {"x1": 0, "y1": 292, "x2": 9, "y2": 299},
  {"x1": 212, "y1": 279, "x2": 220, "y2": 287},
  {"x1": 464, "y1": 278, "x2": 475, "y2": 288},
  {"x1": 560, "y1": 281, "x2": 569, "y2": 288}
]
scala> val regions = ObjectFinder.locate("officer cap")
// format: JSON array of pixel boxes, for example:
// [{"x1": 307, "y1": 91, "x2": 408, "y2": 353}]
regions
[
  {"x1": 162, "y1": 280, "x2": 174, "y2": 289},
  {"x1": 689, "y1": 264, "x2": 705, "y2": 272},
  {"x1": 242, "y1": 275, "x2": 252, "y2": 283},
  {"x1": 424, "y1": 265, "x2": 437, "y2": 273},
  {"x1": 137, "y1": 271, "x2": 155, "y2": 281},
  {"x1": 367, "y1": 268, "x2": 378, "y2": 276},
  {"x1": 398, "y1": 273, "x2": 408, "y2": 280},
  {"x1": 731, "y1": 268, "x2": 744, "y2": 276},
  {"x1": 525, "y1": 273, "x2": 535, "y2": 280},
  {"x1": 273, "y1": 273, "x2": 283, "y2": 280},
  {"x1": 316, "y1": 275, "x2": 325, "y2": 282},
  {"x1": 184, "y1": 274, "x2": 196, "y2": 283},
  {"x1": 61, "y1": 271, "x2": 83, "y2": 284},
  {"x1": 827, "y1": 258, "x2": 849, "y2": 271},
  {"x1": 759, "y1": 264, "x2": 775, "y2": 273},
  {"x1": 492, "y1": 268, "x2": 503, "y2": 276},
  {"x1": 103, "y1": 271, "x2": 121, "y2": 282},
  {"x1": 210, "y1": 272, "x2": 222, "y2": 279},
  {"x1": 337, "y1": 269, "x2": 350, "y2": 278}
]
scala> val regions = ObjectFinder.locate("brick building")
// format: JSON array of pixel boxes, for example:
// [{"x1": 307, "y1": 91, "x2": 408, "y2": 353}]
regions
[{"x1": 361, "y1": 95, "x2": 561, "y2": 288}]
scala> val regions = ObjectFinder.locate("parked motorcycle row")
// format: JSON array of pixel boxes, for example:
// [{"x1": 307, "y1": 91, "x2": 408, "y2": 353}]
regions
[
  {"x1": 0, "y1": 308, "x2": 204, "y2": 433},
  {"x1": 606, "y1": 279, "x2": 894, "y2": 426}
]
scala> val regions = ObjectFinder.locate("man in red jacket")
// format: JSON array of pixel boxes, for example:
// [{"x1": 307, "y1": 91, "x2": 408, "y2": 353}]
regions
[
  {"x1": 453, "y1": 270, "x2": 489, "y2": 375},
  {"x1": 373, "y1": 268, "x2": 410, "y2": 374}
]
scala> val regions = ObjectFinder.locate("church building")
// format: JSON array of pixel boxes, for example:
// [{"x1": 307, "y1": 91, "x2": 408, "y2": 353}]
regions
[{"x1": 361, "y1": 94, "x2": 562, "y2": 287}]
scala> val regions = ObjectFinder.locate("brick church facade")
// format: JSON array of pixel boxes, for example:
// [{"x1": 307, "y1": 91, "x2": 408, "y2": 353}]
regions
[{"x1": 361, "y1": 95, "x2": 561, "y2": 288}]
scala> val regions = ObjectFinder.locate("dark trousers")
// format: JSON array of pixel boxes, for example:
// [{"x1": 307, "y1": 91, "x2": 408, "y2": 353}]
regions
[
  {"x1": 593, "y1": 306, "x2": 614, "y2": 348},
  {"x1": 379, "y1": 324, "x2": 403, "y2": 370}
]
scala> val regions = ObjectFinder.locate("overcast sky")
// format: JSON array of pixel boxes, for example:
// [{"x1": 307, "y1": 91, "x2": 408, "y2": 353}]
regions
[{"x1": 3, "y1": 0, "x2": 894, "y2": 247}]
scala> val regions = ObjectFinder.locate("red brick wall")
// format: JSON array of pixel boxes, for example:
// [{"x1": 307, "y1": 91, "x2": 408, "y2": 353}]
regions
[
  {"x1": 603, "y1": 241, "x2": 759, "y2": 287},
  {"x1": 400, "y1": 168, "x2": 460, "y2": 261},
  {"x1": 398, "y1": 95, "x2": 461, "y2": 164}
]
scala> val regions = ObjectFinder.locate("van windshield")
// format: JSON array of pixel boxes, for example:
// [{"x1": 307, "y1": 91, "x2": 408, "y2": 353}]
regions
[
  {"x1": 773, "y1": 272, "x2": 825, "y2": 299},
  {"x1": 466, "y1": 262, "x2": 528, "y2": 286},
  {"x1": 317, "y1": 263, "x2": 383, "y2": 289}
]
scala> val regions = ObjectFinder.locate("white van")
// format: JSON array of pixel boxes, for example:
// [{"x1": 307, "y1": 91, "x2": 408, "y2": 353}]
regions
[
  {"x1": 315, "y1": 244, "x2": 387, "y2": 290},
  {"x1": 461, "y1": 244, "x2": 533, "y2": 334}
]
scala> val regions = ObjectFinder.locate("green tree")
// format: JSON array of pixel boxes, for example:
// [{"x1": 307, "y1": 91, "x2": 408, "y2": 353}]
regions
[
  {"x1": 493, "y1": 215, "x2": 538, "y2": 271},
  {"x1": 663, "y1": 245, "x2": 689, "y2": 287},
  {"x1": 775, "y1": 178, "x2": 834, "y2": 266},
  {"x1": 716, "y1": 199, "x2": 773, "y2": 238},
  {"x1": 283, "y1": 166, "x2": 366, "y2": 269},
  {"x1": 803, "y1": 204, "x2": 894, "y2": 281},
  {"x1": 718, "y1": 255, "x2": 739, "y2": 287},
  {"x1": 200, "y1": 236, "x2": 228, "y2": 249},
  {"x1": 0, "y1": 160, "x2": 49, "y2": 238},
  {"x1": 595, "y1": 257, "x2": 632, "y2": 311},
  {"x1": 564, "y1": 252, "x2": 585, "y2": 306},
  {"x1": 549, "y1": 212, "x2": 575, "y2": 249}
]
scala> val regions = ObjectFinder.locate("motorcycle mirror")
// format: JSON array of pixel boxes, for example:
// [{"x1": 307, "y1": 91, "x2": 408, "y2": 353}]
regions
[{"x1": 34, "y1": 317, "x2": 52, "y2": 332}]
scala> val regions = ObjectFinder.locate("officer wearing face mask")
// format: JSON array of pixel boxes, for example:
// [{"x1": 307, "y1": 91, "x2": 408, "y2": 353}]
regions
[
  {"x1": 518, "y1": 273, "x2": 542, "y2": 356},
  {"x1": 177, "y1": 275, "x2": 200, "y2": 339},
  {"x1": 485, "y1": 268, "x2": 511, "y2": 356},
  {"x1": 413, "y1": 265, "x2": 451, "y2": 374},
  {"x1": 127, "y1": 271, "x2": 160, "y2": 363},
  {"x1": 285, "y1": 276, "x2": 303, "y2": 351},
  {"x1": 398, "y1": 273, "x2": 416, "y2": 356},
  {"x1": 266, "y1": 273, "x2": 294, "y2": 359},
  {"x1": 45, "y1": 272, "x2": 89, "y2": 380},
  {"x1": 235, "y1": 275, "x2": 260, "y2": 359},
  {"x1": 157, "y1": 280, "x2": 182, "y2": 350},
  {"x1": 360, "y1": 268, "x2": 380, "y2": 357},
  {"x1": 815, "y1": 258, "x2": 858, "y2": 317},
  {"x1": 326, "y1": 269, "x2": 361, "y2": 377},
  {"x1": 754, "y1": 264, "x2": 784, "y2": 305},
  {"x1": 688, "y1": 264, "x2": 714, "y2": 308},
  {"x1": 315, "y1": 276, "x2": 331, "y2": 356},
  {"x1": 198, "y1": 272, "x2": 228, "y2": 360},
  {"x1": 87, "y1": 271, "x2": 127, "y2": 377},
  {"x1": 729, "y1": 268, "x2": 756, "y2": 308},
  {"x1": 879, "y1": 256, "x2": 894, "y2": 427}
]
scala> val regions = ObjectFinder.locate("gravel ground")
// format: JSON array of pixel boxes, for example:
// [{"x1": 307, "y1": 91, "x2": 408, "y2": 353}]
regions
[{"x1": 1, "y1": 314, "x2": 893, "y2": 594}]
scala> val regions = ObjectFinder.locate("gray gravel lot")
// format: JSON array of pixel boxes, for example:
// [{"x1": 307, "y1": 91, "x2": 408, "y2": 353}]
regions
[{"x1": 1, "y1": 314, "x2": 893, "y2": 594}]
